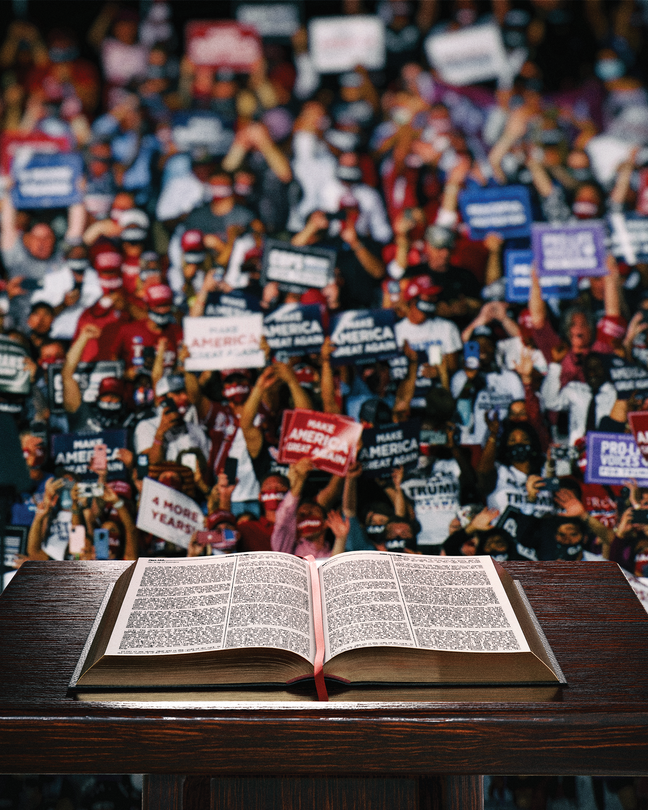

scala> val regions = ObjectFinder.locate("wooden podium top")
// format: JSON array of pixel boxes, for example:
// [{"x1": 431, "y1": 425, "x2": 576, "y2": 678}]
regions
[{"x1": 0, "y1": 560, "x2": 647, "y2": 777}]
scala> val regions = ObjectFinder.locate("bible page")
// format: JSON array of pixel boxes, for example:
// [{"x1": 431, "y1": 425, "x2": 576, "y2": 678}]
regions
[
  {"x1": 319, "y1": 552, "x2": 529, "y2": 661},
  {"x1": 104, "y1": 553, "x2": 315, "y2": 662}
]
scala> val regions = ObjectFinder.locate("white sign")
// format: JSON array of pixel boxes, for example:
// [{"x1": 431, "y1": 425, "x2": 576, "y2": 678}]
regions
[
  {"x1": 136, "y1": 478, "x2": 204, "y2": 549},
  {"x1": 424, "y1": 23, "x2": 509, "y2": 86},
  {"x1": 236, "y1": 4, "x2": 300, "y2": 38},
  {"x1": 585, "y1": 135, "x2": 636, "y2": 187},
  {"x1": 183, "y1": 314, "x2": 265, "y2": 371},
  {"x1": 308, "y1": 15, "x2": 385, "y2": 73}
]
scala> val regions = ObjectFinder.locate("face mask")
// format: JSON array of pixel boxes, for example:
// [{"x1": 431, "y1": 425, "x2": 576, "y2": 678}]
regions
[
  {"x1": 223, "y1": 383, "x2": 251, "y2": 404},
  {"x1": 207, "y1": 183, "x2": 233, "y2": 200},
  {"x1": 595, "y1": 59, "x2": 625, "y2": 81},
  {"x1": 336, "y1": 165, "x2": 362, "y2": 183},
  {"x1": 97, "y1": 399, "x2": 121, "y2": 412},
  {"x1": 570, "y1": 168, "x2": 593, "y2": 183},
  {"x1": 260, "y1": 491, "x2": 286, "y2": 511},
  {"x1": 572, "y1": 200, "x2": 599, "y2": 219},
  {"x1": 384, "y1": 534, "x2": 409, "y2": 551},
  {"x1": 416, "y1": 299, "x2": 436, "y2": 315},
  {"x1": 297, "y1": 517, "x2": 324, "y2": 536},
  {"x1": 234, "y1": 181, "x2": 253, "y2": 196},
  {"x1": 68, "y1": 259, "x2": 89, "y2": 273},
  {"x1": 366, "y1": 523, "x2": 386, "y2": 537},
  {"x1": 507, "y1": 443, "x2": 532, "y2": 463},
  {"x1": 148, "y1": 309, "x2": 175, "y2": 327}
]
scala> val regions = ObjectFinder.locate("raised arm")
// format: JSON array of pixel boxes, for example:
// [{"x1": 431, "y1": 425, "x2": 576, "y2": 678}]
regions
[
  {"x1": 320, "y1": 337, "x2": 340, "y2": 414},
  {"x1": 62, "y1": 324, "x2": 101, "y2": 413}
]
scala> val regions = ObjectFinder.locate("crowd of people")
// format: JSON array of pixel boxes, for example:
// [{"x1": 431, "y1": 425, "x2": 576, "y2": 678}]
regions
[{"x1": 3, "y1": 0, "x2": 648, "y2": 807}]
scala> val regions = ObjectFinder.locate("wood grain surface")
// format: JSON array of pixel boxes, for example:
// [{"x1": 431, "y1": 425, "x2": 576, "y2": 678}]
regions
[{"x1": 0, "y1": 561, "x2": 646, "y2": 777}]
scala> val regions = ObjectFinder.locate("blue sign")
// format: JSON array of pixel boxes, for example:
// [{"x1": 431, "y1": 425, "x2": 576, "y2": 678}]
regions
[
  {"x1": 263, "y1": 303, "x2": 324, "y2": 356},
  {"x1": 204, "y1": 291, "x2": 263, "y2": 317},
  {"x1": 358, "y1": 419, "x2": 420, "y2": 478},
  {"x1": 585, "y1": 431, "x2": 648, "y2": 485},
  {"x1": 51, "y1": 430, "x2": 128, "y2": 481},
  {"x1": 606, "y1": 213, "x2": 648, "y2": 264},
  {"x1": 458, "y1": 185, "x2": 532, "y2": 239},
  {"x1": 532, "y1": 221, "x2": 607, "y2": 277},
  {"x1": 330, "y1": 309, "x2": 398, "y2": 366},
  {"x1": 505, "y1": 249, "x2": 578, "y2": 302},
  {"x1": 12, "y1": 152, "x2": 83, "y2": 209},
  {"x1": 604, "y1": 355, "x2": 648, "y2": 398}
]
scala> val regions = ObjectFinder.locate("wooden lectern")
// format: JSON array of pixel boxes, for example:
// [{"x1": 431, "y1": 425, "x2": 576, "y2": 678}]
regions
[{"x1": 1, "y1": 561, "x2": 647, "y2": 810}]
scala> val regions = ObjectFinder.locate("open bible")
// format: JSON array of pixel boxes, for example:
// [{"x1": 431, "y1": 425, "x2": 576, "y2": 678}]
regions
[{"x1": 70, "y1": 552, "x2": 565, "y2": 700}]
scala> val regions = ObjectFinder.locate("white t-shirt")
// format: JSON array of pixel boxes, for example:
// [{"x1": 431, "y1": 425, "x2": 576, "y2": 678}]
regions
[
  {"x1": 496, "y1": 336, "x2": 547, "y2": 376},
  {"x1": 451, "y1": 369, "x2": 525, "y2": 446},
  {"x1": 401, "y1": 457, "x2": 461, "y2": 547},
  {"x1": 486, "y1": 463, "x2": 555, "y2": 518}
]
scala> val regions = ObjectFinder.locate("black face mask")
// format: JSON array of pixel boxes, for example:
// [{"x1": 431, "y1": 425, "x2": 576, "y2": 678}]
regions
[
  {"x1": 416, "y1": 299, "x2": 436, "y2": 315},
  {"x1": 148, "y1": 310, "x2": 175, "y2": 327},
  {"x1": 507, "y1": 443, "x2": 532, "y2": 463}
]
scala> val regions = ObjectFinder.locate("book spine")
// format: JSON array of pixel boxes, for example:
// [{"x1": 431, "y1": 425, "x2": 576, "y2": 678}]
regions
[{"x1": 305, "y1": 555, "x2": 328, "y2": 702}]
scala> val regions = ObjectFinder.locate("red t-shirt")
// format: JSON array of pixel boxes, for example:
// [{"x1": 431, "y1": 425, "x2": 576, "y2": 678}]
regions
[
  {"x1": 74, "y1": 304, "x2": 130, "y2": 363},
  {"x1": 109, "y1": 319, "x2": 182, "y2": 371},
  {"x1": 238, "y1": 515, "x2": 274, "y2": 552}
]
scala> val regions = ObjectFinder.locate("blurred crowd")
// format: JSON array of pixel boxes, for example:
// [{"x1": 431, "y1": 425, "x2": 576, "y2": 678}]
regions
[{"x1": 3, "y1": 0, "x2": 648, "y2": 807}]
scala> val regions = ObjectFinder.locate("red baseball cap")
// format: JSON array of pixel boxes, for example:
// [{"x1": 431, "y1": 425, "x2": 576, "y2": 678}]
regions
[
  {"x1": 206, "y1": 510, "x2": 237, "y2": 529},
  {"x1": 181, "y1": 229, "x2": 205, "y2": 263},
  {"x1": 596, "y1": 315, "x2": 627, "y2": 345},
  {"x1": 98, "y1": 377, "x2": 125, "y2": 397},
  {"x1": 94, "y1": 249, "x2": 122, "y2": 275},
  {"x1": 144, "y1": 283, "x2": 173, "y2": 307},
  {"x1": 403, "y1": 275, "x2": 442, "y2": 302}
]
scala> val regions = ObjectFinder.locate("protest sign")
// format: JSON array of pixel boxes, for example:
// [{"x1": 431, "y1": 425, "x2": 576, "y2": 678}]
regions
[
  {"x1": 459, "y1": 185, "x2": 532, "y2": 239},
  {"x1": 261, "y1": 239, "x2": 336, "y2": 292},
  {"x1": 0, "y1": 336, "x2": 31, "y2": 396},
  {"x1": 11, "y1": 152, "x2": 83, "y2": 209},
  {"x1": 308, "y1": 15, "x2": 385, "y2": 73},
  {"x1": 424, "y1": 23, "x2": 509, "y2": 86},
  {"x1": 1, "y1": 132, "x2": 70, "y2": 175},
  {"x1": 505, "y1": 249, "x2": 578, "y2": 303},
  {"x1": 263, "y1": 303, "x2": 324, "y2": 356},
  {"x1": 329, "y1": 309, "x2": 399, "y2": 365},
  {"x1": 496, "y1": 507, "x2": 539, "y2": 561},
  {"x1": 585, "y1": 136, "x2": 635, "y2": 187},
  {"x1": 136, "y1": 477, "x2": 204, "y2": 549},
  {"x1": 184, "y1": 315, "x2": 265, "y2": 371},
  {"x1": 629, "y1": 411, "x2": 648, "y2": 461},
  {"x1": 51, "y1": 430, "x2": 128, "y2": 481},
  {"x1": 47, "y1": 361, "x2": 124, "y2": 414},
  {"x1": 358, "y1": 419, "x2": 420, "y2": 478},
  {"x1": 204, "y1": 291, "x2": 263, "y2": 317},
  {"x1": 603, "y1": 356, "x2": 648, "y2": 398},
  {"x1": 185, "y1": 21, "x2": 262, "y2": 71},
  {"x1": 388, "y1": 352, "x2": 437, "y2": 411},
  {"x1": 606, "y1": 213, "x2": 648, "y2": 265},
  {"x1": 278, "y1": 408, "x2": 363, "y2": 476},
  {"x1": 585, "y1": 431, "x2": 648, "y2": 485},
  {"x1": 532, "y1": 222, "x2": 607, "y2": 277},
  {"x1": 235, "y1": 3, "x2": 301, "y2": 39},
  {"x1": 171, "y1": 112, "x2": 234, "y2": 155}
]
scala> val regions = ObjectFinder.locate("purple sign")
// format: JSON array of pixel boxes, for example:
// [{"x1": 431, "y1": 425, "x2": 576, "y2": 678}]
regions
[
  {"x1": 585, "y1": 431, "x2": 648, "y2": 485},
  {"x1": 532, "y1": 221, "x2": 607, "y2": 277}
]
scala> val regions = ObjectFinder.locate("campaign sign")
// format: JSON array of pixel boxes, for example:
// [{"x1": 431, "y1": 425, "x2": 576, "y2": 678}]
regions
[
  {"x1": 0, "y1": 336, "x2": 31, "y2": 396},
  {"x1": 172, "y1": 113, "x2": 234, "y2": 155},
  {"x1": 585, "y1": 431, "x2": 648, "y2": 485},
  {"x1": 459, "y1": 185, "x2": 532, "y2": 239},
  {"x1": 505, "y1": 249, "x2": 578, "y2": 303},
  {"x1": 532, "y1": 222, "x2": 607, "y2": 277},
  {"x1": 204, "y1": 290, "x2": 263, "y2": 317},
  {"x1": 1, "y1": 132, "x2": 70, "y2": 175},
  {"x1": 47, "y1": 361, "x2": 124, "y2": 414},
  {"x1": 604, "y1": 357, "x2": 648, "y2": 398},
  {"x1": 51, "y1": 430, "x2": 128, "y2": 481},
  {"x1": 629, "y1": 411, "x2": 648, "y2": 461},
  {"x1": 358, "y1": 419, "x2": 420, "y2": 478},
  {"x1": 261, "y1": 239, "x2": 336, "y2": 292},
  {"x1": 424, "y1": 23, "x2": 509, "y2": 86},
  {"x1": 136, "y1": 477, "x2": 204, "y2": 549},
  {"x1": 185, "y1": 21, "x2": 262, "y2": 71},
  {"x1": 12, "y1": 152, "x2": 83, "y2": 210},
  {"x1": 308, "y1": 15, "x2": 385, "y2": 73},
  {"x1": 278, "y1": 408, "x2": 363, "y2": 476},
  {"x1": 263, "y1": 303, "x2": 324, "y2": 356},
  {"x1": 3, "y1": 526, "x2": 27, "y2": 569},
  {"x1": 329, "y1": 309, "x2": 398, "y2": 366},
  {"x1": 184, "y1": 314, "x2": 265, "y2": 371},
  {"x1": 606, "y1": 213, "x2": 648, "y2": 265},
  {"x1": 235, "y1": 3, "x2": 301, "y2": 39},
  {"x1": 496, "y1": 506, "x2": 539, "y2": 561}
]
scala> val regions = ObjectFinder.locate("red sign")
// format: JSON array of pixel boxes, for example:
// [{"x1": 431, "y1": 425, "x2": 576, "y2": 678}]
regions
[
  {"x1": 628, "y1": 411, "x2": 648, "y2": 460},
  {"x1": 185, "y1": 22, "x2": 262, "y2": 71},
  {"x1": 1, "y1": 132, "x2": 71, "y2": 175},
  {"x1": 278, "y1": 409, "x2": 363, "y2": 476}
]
